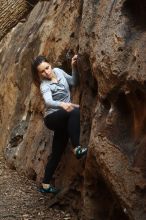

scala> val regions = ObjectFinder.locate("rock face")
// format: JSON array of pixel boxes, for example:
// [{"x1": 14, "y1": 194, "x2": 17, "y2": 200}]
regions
[{"x1": 1, "y1": 0, "x2": 146, "y2": 219}]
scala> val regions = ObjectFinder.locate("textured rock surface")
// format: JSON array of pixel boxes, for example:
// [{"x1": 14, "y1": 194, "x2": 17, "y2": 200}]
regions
[{"x1": 1, "y1": 0, "x2": 146, "y2": 219}]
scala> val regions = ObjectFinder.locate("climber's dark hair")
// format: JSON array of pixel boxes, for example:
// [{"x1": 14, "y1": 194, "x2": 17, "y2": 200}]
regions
[{"x1": 31, "y1": 55, "x2": 49, "y2": 87}]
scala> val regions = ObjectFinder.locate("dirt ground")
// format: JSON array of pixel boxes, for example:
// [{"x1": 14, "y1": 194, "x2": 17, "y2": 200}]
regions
[{"x1": 0, "y1": 152, "x2": 73, "y2": 220}]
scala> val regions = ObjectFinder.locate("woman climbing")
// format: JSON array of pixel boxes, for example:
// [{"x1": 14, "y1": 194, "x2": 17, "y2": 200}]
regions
[{"x1": 31, "y1": 54, "x2": 88, "y2": 194}]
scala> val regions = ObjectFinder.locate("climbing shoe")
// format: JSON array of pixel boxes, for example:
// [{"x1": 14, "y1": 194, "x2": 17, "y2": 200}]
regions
[
  {"x1": 38, "y1": 185, "x2": 60, "y2": 194},
  {"x1": 75, "y1": 146, "x2": 88, "y2": 159}
]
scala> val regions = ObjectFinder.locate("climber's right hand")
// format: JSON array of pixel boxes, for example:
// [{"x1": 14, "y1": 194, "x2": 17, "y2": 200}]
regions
[{"x1": 60, "y1": 102, "x2": 79, "y2": 112}]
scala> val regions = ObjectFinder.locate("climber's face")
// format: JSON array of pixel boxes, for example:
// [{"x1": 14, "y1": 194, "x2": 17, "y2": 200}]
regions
[{"x1": 37, "y1": 61, "x2": 53, "y2": 80}]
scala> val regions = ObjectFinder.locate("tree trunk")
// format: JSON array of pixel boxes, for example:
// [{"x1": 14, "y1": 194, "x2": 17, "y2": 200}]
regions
[{"x1": 0, "y1": 0, "x2": 37, "y2": 40}]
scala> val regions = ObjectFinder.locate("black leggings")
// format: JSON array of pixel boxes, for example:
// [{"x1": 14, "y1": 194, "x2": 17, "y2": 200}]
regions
[{"x1": 43, "y1": 108, "x2": 80, "y2": 184}]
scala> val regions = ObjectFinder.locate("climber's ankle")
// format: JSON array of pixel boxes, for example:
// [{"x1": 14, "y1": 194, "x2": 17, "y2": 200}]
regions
[{"x1": 42, "y1": 183, "x2": 50, "y2": 189}]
